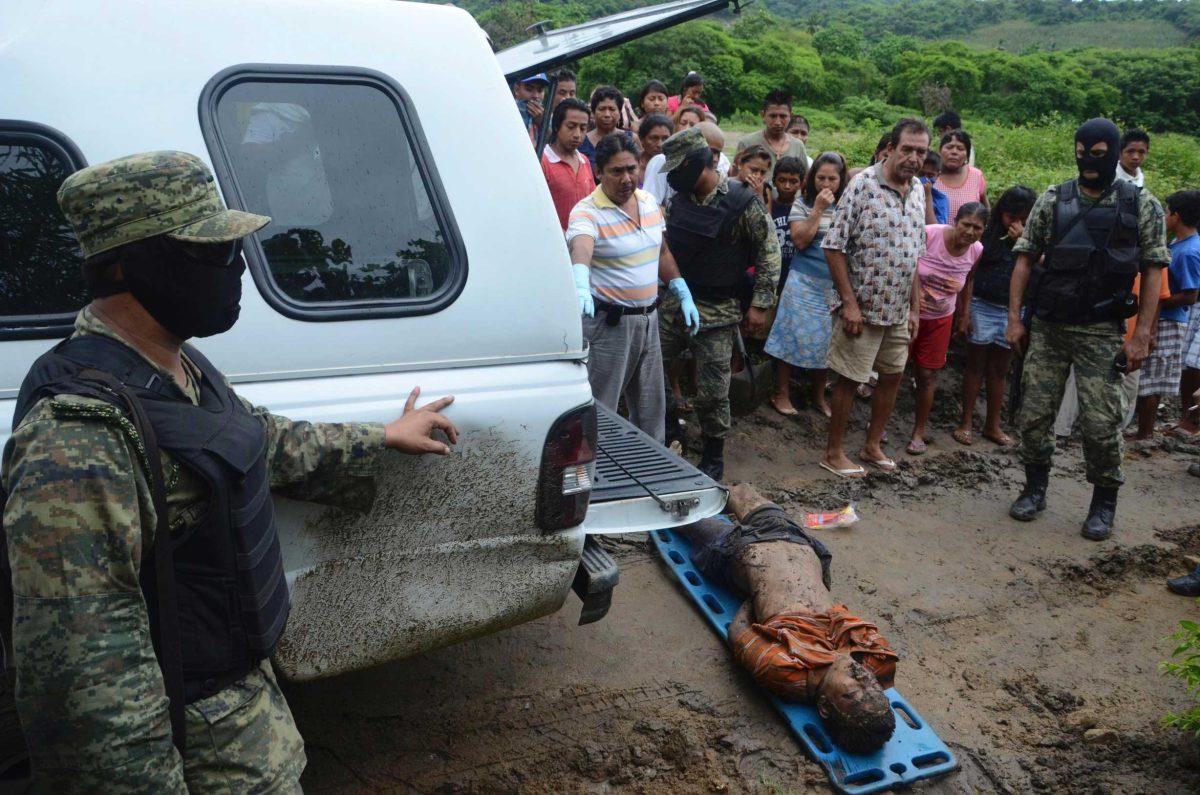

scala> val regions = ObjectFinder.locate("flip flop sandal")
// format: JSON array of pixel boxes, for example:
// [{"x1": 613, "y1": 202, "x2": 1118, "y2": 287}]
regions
[
  {"x1": 952, "y1": 428, "x2": 974, "y2": 446},
  {"x1": 906, "y1": 439, "x2": 927, "y2": 456},
  {"x1": 982, "y1": 432, "x2": 1014, "y2": 447},
  {"x1": 819, "y1": 460, "x2": 867, "y2": 479},
  {"x1": 769, "y1": 400, "x2": 799, "y2": 417},
  {"x1": 861, "y1": 455, "x2": 897, "y2": 472}
]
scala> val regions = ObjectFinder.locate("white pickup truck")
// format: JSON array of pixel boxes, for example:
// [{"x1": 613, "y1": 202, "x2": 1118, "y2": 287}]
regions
[{"x1": 0, "y1": 0, "x2": 735, "y2": 718}]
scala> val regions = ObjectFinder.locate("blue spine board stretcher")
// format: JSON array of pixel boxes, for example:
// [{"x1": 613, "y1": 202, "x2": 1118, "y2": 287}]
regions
[{"x1": 651, "y1": 525, "x2": 958, "y2": 794}]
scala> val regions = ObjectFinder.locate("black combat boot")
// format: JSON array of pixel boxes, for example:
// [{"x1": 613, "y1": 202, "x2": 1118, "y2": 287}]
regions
[
  {"x1": 1081, "y1": 486, "x2": 1118, "y2": 541},
  {"x1": 697, "y1": 437, "x2": 725, "y2": 482},
  {"x1": 1167, "y1": 567, "x2": 1200, "y2": 597},
  {"x1": 1009, "y1": 464, "x2": 1049, "y2": 521}
]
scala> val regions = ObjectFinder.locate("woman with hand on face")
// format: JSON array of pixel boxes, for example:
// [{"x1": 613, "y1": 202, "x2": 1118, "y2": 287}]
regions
[
  {"x1": 935, "y1": 129, "x2": 988, "y2": 219},
  {"x1": 954, "y1": 185, "x2": 1037, "y2": 447},
  {"x1": 579, "y1": 86, "x2": 633, "y2": 178},
  {"x1": 906, "y1": 203, "x2": 988, "y2": 455},
  {"x1": 667, "y1": 71, "x2": 709, "y2": 121},
  {"x1": 765, "y1": 152, "x2": 848, "y2": 418}
]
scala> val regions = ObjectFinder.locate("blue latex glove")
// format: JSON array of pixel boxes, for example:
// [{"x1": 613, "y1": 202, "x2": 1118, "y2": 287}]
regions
[
  {"x1": 669, "y1": 277, "x2": 700, "y2": 335},
  {"x1": 572, "y1": 263, "x2": 595, "y2": 317}
]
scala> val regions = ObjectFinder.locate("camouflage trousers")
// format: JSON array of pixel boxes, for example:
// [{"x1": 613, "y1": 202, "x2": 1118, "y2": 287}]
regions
[
  {"x1": 183, "y1": 660, "x2": 306, "y2": 793},
  {"x1": 660, "y1": 310, "x2": 736, "y2": 440},
  {"x1": 1018, "y1": 321, "x2": 1127, "y2": 487}
]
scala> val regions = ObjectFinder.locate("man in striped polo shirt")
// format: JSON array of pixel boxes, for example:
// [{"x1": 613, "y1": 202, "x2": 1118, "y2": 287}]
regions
[{"x1": 567, "y1": 134, "x2": 700, "y2": 443}]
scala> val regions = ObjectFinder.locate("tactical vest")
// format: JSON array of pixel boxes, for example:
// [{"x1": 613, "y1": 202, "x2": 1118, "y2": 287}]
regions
[
  {"x1": 1033, "y1": 179, "x2": 1141, "y2": 324},
  {"x1": 13, "y1": 335, "x2": 289, "y2": 703},
  {"x1": 665, "y1": 181, "x2": 758, "y2": 300}
]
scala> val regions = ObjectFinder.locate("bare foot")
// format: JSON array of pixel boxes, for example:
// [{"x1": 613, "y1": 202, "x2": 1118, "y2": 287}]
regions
[
  {"x1": 815, "y1": 400, "x2": 832, "y2": 419},
  {"x1": 982, "y1": 429, "x2": 1014, "y2": 446},
  {"x1": 769, "y1": 396, "x2": 799, "y2": 417},
  {"x1": 861, "y1": 441, "x2": 888, "y2": 462},
  {"x1": 824, "y1": 451, "x2": 859, "y2": 472},
  {"x1": 727, "y1": 483, "x2": 770, "y2": 520}
]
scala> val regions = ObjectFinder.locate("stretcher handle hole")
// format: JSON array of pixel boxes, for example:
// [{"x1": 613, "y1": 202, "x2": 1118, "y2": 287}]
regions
[
  {"x1": 684, "y1": 570, "x2": 701, "y2": 586},
  {"x1": 668, "y1": 550, "x2": 685, "y2": 564},
  {"x1": 843, "y1": 768, "x2": 886, "y2": 785},
  {"x1": 890, "y1": 763, "x2": 907, "y2": 775},
  {"x1": 893, "y1": 701, "x2": 922, "y2": 730},
  {"x1": 912, "y1": 751, "x2": 951, "y2": 769},
  {"x1": 701, "y1": 594, "x2": 725, "y2": 614},
  {"x1": 656, "y1": 530, "x2": 671, "y2": 542},
  {"x1": 802, "y1": 723, "x2": 833, "y2": 754}
]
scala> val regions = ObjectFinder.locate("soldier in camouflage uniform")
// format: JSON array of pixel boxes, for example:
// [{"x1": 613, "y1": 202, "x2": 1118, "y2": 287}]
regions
[
  {"x1": 658, "y1": 125, "x2": 781, "y2": 480},
  {"x1": 1005, "y1": 119, "x2": 1168, "y2": 541},
  {"x1": 1, "y1": 151, "x2": 459, "y2": 792}
]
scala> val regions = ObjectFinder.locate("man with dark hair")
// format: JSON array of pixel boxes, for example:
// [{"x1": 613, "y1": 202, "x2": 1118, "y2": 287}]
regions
[
  {"x1": 736, "y1": 89, "x2": 808, "y2": 184},
  {"x1": 1005, "y1": 118, "x2": 1169, "y2": 540},
  {"x1": 1117, "y1": 128, "x2": 1150, "y2": 188},
  {"x1": 659, "y1": 125, "x2": 781, "y2": 478},
  {"x1": 932, "y1": 110, "x2": 961, "y2": 135},
  {"x1": 680, "y1": 484, "x2": 898, "y2": 753},
  {"x1": 551, "y1": 68, "x2": 577, "y2": 109},
  {"x1": 1, "y1": 151, "x2": 458, "y2": 790},
  {"x1": 567, "y1": 134, "x2": 698, "y2": 442},
  {"x1": 541, "y1": 97, "x2": 593, "y2": 230},
  {"x1": 821, "y1": 118, "x2": 929, "y2": 478}
]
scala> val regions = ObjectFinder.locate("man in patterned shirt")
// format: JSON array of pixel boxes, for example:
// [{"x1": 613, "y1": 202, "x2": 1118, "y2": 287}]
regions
[
  {"x1": 658, "y1": 124, "x2": 781, "y2": 479},
  {"x1": 1, "y1": 151, "x2": 458, "y2": 792},
  {"x1": 821, "y1": 118, "x2": 930, "y2": 478}
]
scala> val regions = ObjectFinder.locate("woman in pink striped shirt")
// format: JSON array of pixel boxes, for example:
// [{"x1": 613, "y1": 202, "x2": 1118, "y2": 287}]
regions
[{"x1": 935, "y1": 129, "x2": 989, "y2": 219}]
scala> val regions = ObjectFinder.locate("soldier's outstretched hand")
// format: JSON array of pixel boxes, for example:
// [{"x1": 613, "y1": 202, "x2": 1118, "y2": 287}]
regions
[{"x1": 385, "y1": 387, "x2": 459, "y2": 455}]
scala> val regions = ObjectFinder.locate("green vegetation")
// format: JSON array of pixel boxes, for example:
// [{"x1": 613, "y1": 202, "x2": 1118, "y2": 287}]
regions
[
  {"x1": 960, "y1": 18, "x2": 1191, "y2": 51},
  {"x1": 1162, "y1": 617, "x2": 1200, "y2": 739}
]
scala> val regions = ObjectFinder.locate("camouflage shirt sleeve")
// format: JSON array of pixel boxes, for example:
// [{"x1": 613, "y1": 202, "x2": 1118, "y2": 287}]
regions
[
  {"x1": 1, "y1": 398, "x2": 186, "y2": 793},
  {"x1": 238, "y1": 395, "x2": 387, "y2": 509},
  {"x1": 737, "y1": 196, "x2": 781, "y2": 310},
  {"x1": 1136, "y1": 190, "x2": 1170, "y2": 269},
  {"x1": 1012, "y1": 187, "x2": 1056, "y2": 258}
]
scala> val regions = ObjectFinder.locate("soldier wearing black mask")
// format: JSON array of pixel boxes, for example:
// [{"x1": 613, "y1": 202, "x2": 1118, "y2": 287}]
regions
[{"x1": 1003, "y1": 119, "x2": 1170, "y2": 541}]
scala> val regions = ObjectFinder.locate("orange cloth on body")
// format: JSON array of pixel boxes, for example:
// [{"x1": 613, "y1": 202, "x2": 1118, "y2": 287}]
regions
[
  {"x1": 730, "y1": 604, "x2": 898, "y2": 703},
  {"x1": 1125, "y1": 272, "x2": 1172, "y2": 343}
]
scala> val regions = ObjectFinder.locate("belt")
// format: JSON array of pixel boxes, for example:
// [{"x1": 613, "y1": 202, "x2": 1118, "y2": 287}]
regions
[{"x1": 593, "y1": 297, "x2": 660, "y2": 316}]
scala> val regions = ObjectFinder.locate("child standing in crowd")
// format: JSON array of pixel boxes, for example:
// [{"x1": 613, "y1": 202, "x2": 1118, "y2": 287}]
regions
[
  {"x1": 766, "y1": 152, "x2": 848, "y2": 418},
  {"x1": 636, "y1": 114, "x2": 674, "y2": 187},
  {"x1": 955, "y1": 185, "x2": 1036, "y2": 446},
  {"x1": 1136, "y1": 190, "x2": 1200, "y2": 439},
  {"x1": 1172, "y1": 192, "x2": 1200, "y2": 438},
  {"x1": 906, "y1": 203, "x2": 988, "y2": 455},
  {"x1": 635, "y1": 80, "x2": 670, "y2": 119},
  {"x1": 667, "y1": 71, "x2": 708, "y2": 119},
  {"x1": 733, "y1": 145, "x2": 772, "y2": 204},
  {"x1": 935, "y1": 129, "x2": 988, "y2": 218},
  {"x1": 769, "y1": 157, "x2": 806, "y2": 291},
  {"x1": 920, "y1": 151, "x2": 950, "y2": 224}
]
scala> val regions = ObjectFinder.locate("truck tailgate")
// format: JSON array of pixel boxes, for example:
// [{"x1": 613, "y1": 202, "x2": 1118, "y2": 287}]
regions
[{"x1": 582, "y1": 404, "x2": 726, "y2": 535}]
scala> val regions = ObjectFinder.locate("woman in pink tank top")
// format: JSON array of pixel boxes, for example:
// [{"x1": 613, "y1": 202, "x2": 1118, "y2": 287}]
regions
[{"x1": 935, "y1": 129, "x2": 989, "y2": 219}]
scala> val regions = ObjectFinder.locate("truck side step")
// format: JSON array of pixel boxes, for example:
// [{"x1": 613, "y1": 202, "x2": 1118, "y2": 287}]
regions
[{"x1": 572, "y1": 536, "x2": 619, "y2": 625}]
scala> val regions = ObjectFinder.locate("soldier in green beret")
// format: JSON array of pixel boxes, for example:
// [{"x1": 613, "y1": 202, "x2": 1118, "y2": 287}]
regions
[
  {"x1": 658, "y1": 125, "x2": 781, "y2": 479},
  {"x1": 1, "y1": 151, "x2": 459, "y2": 791}
]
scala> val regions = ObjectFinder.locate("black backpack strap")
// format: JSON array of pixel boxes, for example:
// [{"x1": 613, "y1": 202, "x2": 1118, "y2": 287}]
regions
[
  {"x1": 1050, "y1": 179, "x2": 1117, "y2": 249},
  {"x1": 71, "y1": 368, "x2": 186, "y2": 753}
]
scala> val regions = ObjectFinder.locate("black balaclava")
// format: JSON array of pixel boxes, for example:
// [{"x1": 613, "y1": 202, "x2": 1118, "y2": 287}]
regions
[
  {"x1": 667, "y1": 148, "x2": 710, "y2": 195},
  {"x1": 1074, "y1": 118, "x2": 1121, "y2": 191},
  {"x1": 121, "y1": 235, "x2": 246, "y2": 340}
]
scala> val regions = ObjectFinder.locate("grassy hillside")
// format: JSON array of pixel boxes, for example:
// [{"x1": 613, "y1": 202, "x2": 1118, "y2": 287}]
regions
[{"x1": 960, "y1": 19, "x2": 1191, "y2": 51}]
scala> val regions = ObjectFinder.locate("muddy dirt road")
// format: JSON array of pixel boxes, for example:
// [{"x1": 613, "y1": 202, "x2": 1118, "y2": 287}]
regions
[{"x1": 290, "y1": 388, "x2": 1200, "y2": 793}]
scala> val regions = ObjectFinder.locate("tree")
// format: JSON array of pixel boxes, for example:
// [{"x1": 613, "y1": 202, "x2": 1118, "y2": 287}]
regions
[{"x1": 812, "y1": 22, "x2": 865, "y2": 58}]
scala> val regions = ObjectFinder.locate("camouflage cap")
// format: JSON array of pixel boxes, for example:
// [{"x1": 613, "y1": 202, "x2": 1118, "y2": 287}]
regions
[
  {"x1": 661, "y1": 127, "x2": 711, "y2": 174},
  {"x1": 57, "y1": 150, "x2": 270, "y2": 258}
]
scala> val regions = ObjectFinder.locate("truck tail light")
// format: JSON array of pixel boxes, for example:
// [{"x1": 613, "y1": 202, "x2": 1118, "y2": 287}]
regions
[{"x1": 536, "y1": 403, "x2": 597, "y2": 531}]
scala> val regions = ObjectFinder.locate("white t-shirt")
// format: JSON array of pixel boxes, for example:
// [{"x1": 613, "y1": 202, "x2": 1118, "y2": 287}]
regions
[
  {"x1": 1116, "y1": 163, "x2": 1145, "y2": 188},
  {"x1": 642, "y1": 151, "x2": 731, "y2": 206}
]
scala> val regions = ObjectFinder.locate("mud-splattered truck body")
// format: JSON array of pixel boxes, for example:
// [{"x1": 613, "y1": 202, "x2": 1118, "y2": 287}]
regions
[{"x1": 0, "y1": 0, "x2": 729, "y2": 684}]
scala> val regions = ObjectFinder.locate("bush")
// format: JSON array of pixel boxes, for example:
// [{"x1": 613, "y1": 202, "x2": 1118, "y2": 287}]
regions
[{"x1": 1162, "y1": 617, "x2": 1200, "y2": 739}]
